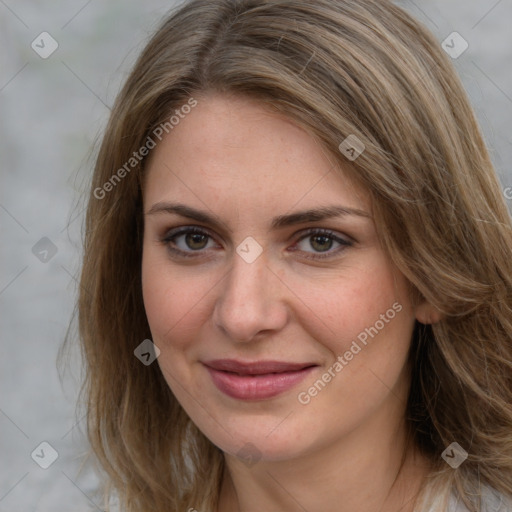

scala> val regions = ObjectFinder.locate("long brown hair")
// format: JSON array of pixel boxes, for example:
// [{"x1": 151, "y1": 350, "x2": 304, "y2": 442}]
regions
[{"x1": 65, "y1": 1, "x2": 512, "y2": 510}]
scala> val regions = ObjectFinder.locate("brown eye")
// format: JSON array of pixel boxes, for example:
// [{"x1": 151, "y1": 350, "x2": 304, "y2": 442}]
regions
[
  {"x1": 309, "y1": 234, "x2": 334, "y2": 252},
  {"x1": 184, "y1": 232, "x2": 209, "y2": 250},
  {"x1": 292, "y1": 229, "x2": 353, "y2": 260},
  {"x1": 162, "y1": 227, "x2": 218, "y2": 258}
]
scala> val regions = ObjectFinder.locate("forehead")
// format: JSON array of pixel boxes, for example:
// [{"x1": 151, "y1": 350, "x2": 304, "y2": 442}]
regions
[{"x1": 142, "y1": 94, "x2": 369, "y2": 218}]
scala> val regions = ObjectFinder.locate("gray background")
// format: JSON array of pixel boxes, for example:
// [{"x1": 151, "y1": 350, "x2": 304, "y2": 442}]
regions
[{"x1": 1, "y1": 1, "x2": 511, "y2": 511}]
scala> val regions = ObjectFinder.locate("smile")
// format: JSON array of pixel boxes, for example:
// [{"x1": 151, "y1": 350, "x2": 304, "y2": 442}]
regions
[{"x1": 203, "y1": 359, "x2": 318, "y2": 400}]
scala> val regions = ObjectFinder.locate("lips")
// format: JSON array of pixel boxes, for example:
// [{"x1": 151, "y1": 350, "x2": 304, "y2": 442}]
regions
[{"x1": 203, "y1": 359, "x2": 318, "y2": 400}]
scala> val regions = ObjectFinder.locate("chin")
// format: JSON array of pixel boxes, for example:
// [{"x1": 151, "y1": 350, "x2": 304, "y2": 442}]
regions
[{"x1": 201, "y1": 413, "x2": 315, "y2": 464}]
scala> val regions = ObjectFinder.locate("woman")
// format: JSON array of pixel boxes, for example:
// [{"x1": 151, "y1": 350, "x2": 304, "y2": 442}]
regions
[{"x1": 74, "y1": 0, "x2": 512, "y2": 510}]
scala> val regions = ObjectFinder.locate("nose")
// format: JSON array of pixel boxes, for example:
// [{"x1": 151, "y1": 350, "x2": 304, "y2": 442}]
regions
[{"x1": 212, "y1": 247, "x2": 289, "y2": 343}]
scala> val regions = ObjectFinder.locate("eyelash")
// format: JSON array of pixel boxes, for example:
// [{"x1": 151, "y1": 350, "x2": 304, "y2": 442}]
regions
[{"x1": 161, "y1": 226, "x2": 353, "y2": 261}]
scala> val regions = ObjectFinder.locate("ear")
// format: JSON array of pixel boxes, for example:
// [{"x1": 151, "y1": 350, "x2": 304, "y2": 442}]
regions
[{"x1": 415, "y1": 300, "x2": 443, "y2": 325}]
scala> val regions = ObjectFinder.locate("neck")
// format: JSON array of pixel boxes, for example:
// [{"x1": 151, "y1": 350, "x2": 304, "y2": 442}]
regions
[{"x1": 217, "y1": 410, "x2": 431, "y2": 512}]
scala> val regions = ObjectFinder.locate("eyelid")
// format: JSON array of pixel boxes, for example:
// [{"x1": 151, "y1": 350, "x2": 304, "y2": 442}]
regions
[
  {"x1": 290, "y1": 228, "x2": 353, "y2": 260},
  {"x1": 160, "y1": 225, "x2": 353, "y2": 259},
  {"x1": 161, "y1": 226, "x2": 220, "y2": 257},
  {"x1": 294, "y1": 227, "x2": 354, "y2": 245}
]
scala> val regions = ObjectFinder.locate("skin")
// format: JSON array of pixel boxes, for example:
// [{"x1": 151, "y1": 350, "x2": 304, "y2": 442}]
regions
[{"x1": 141, "y1": 93, "x2": 440, "y2": 512}]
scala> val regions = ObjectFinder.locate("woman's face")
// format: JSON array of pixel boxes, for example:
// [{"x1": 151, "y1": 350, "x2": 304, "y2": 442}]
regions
[{"x1": 141, "y1": 93, "x2": 428, "y2": 463}]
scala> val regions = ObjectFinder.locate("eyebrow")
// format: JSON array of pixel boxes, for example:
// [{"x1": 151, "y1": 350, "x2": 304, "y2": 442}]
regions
[{"x1": 146, "y1": 202, "x2": 371, "y2": 231}]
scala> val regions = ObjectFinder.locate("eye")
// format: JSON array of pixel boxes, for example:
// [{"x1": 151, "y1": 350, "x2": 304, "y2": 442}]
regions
[
  {"x1": 291, "y1": 229, "x2": 353, "y2": 260},
  {"x1": 162, "y1": 226, "x2": 218, "y2": 258},
  {"x1": 161, "y1": 226, "x2": 353, "y2": 261}
]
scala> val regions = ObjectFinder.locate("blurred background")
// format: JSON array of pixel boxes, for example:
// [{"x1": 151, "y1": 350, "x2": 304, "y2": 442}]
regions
[{"x1": 1, "y1": 1, "x2": 511, "y2": 510}]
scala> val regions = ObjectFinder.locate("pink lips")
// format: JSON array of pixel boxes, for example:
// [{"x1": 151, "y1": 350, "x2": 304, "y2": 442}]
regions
[{"x1": 203, "y1": 359, "x2": 317, "y2": 400}]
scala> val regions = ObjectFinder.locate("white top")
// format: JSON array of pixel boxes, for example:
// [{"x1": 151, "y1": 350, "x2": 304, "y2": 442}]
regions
[{"x1": 443, "y1": 487, "x2": 512, "y2": 512}]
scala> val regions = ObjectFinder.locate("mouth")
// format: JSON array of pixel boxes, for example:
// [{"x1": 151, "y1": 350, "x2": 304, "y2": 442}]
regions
[{"x1": 202, "y1": 359, "x2": 319, "y2": 400}]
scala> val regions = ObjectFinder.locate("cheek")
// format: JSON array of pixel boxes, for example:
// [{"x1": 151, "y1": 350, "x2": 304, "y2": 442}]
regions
[
  {"x1": 141, "y1": 249, "x2": 215, "y2": 350},
  {"x1": 141, "y1": 255, "x2": 211, "y2": 394},
  {"x1": 298, "y1": 275, "x2": 414, "y2": 412},
  {"x1": 289, "y1": 261, "x2": 412, "y2": 352},
  {"x1": 289, "y1": 264, "x2": 416, "y2": 417}
]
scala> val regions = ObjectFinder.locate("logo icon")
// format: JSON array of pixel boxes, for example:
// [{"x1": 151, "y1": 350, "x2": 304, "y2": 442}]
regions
[
  {"x1": 31, "y1": 32, "x2": 59, "y2": 59},
  {"x1": 134, "y1": 339, "x2": 161, "y2": 365},
  {"x1": 31, "y1": 441, "x2": 59, "y2": 469},
  {"x1": 32, "y1": 237, "x2": 58, "y2": 263},
  {"x1": 441, "y1": 32, "x2": 469, "y2": 59},
  {"x1": 441, "y1": 441, "x2": 468, "y2": 469},
  {"x1": 338, "y1": 134, "x2": 365, "y2": 161},
  {"x1": 236, "y1": 236, "x2": 263, "y2": 264},
  {"x1": 236, "y1": 442, "x2": 262, "y2": 467}
]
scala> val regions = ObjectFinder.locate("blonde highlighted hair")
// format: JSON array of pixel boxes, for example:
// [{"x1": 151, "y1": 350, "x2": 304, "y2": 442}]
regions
[{"x1": 68, "y1": 0, "x2": 512, "y2": 510}]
